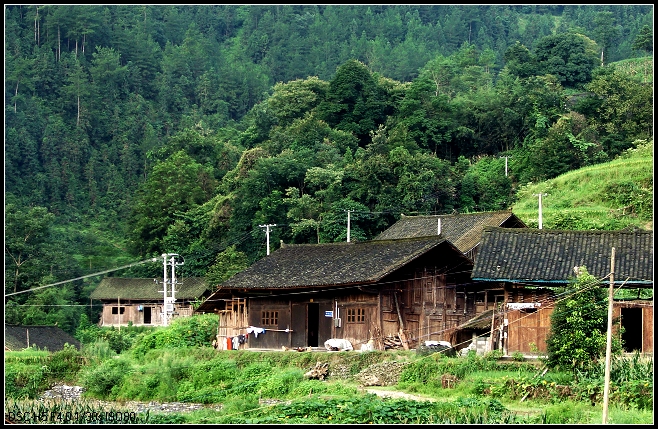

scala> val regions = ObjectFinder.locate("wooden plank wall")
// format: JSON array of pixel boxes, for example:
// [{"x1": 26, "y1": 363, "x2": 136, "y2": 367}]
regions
[
  {"x1": 216, "y1": 298, "x2": 247, "y2": 350},
  {"x1": 505, "y1": 306, "x2": 552, "y2": 353}
]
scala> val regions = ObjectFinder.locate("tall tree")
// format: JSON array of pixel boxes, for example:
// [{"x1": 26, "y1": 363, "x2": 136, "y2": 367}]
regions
[
  {"x1": 128, "y1": 150, "x2": 217, "y2": 256},
  {"x1": 592, "y1": 11, "x2": 619, "y2": 65},
  {"x1": 317, "y1": 59, "x2": 393, "y2": 147},
  {"x1": 631, "y1": 24, "x2": 652, "y2": 54},
  {"x1": 534, "y1": 32, "x2": 599, "y2": 88},
  {"x1": 5, "y1": 199, "x2": 56, "y2": 295}
]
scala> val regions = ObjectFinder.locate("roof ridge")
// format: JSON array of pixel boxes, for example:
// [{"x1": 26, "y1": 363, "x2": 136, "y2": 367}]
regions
[
  {"x1": 400, "y1": 210, "x2": 514, "y2": 218},
  {"x1": 483, "y1": 226, "x2": 653, "y2": 234}
]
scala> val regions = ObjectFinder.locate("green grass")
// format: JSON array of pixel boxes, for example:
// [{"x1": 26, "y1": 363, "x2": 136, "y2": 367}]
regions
[
  {"x1": 4, "y1": 349, "x2": 52, "y2": 364},
  {"x1": 512, "y1": 140, "x2": 653, "y2": 230},
  {"x1": 610, "y1": 56, "x2": 653, "y2": 83},
  {"x1": 5, "y1": 316, "x2": 653, "y2": 424}
]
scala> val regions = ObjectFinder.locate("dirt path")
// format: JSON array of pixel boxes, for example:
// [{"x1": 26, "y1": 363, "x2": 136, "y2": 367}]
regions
[{"x1": 364, "y1": 387, "x2": 437, "y2": 402}]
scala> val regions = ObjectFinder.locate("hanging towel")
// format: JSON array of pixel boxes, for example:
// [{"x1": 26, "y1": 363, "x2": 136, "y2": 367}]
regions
[{"x1": 246, "y1": 326, "x2": 265, "y2": 337}]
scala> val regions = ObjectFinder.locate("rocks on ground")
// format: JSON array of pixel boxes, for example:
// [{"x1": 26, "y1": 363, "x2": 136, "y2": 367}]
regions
[
  {"x1": 356, "y1": 361, "x2": 411, "y2": 386},
  {"x1": 39, "y1": 384, "x2": 222, "y2": 414}
]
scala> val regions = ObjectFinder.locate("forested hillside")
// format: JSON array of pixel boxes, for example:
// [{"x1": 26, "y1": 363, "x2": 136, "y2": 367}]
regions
[{"x1": 4, "y1": 5, "x2": 654, "y2": 333}]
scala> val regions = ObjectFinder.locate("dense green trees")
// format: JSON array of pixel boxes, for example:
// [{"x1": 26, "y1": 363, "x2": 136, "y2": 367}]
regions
[
  {"x1": 4, "y1": 5, "x2": 653, "y2": 333},
  {"x1": 128, "y1": 150, "x2": 217, "y2": 256},
  {"x1": 632, "y1": 25, "x2": 653, "y2": 54}
]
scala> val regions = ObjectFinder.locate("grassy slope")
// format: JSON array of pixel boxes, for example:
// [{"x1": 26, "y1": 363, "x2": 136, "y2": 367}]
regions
[
  {"x1": 611, "y1": 56, "x2": 653, "y2": 83},
  {"x1": 511, "y1": 140, "x2": 653, "y2": 231}
]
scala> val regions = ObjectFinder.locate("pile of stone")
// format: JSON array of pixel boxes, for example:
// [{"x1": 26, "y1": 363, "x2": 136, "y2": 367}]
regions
[
  {"x1": 40, "y1": 384, "x2": 85, "y2": 401},
  {"x1": 39, "y1": 384, "x2": 221, "y2": 414},
  {"x1": 356, "y1": 361, "x2": 411, "y2": 386}
]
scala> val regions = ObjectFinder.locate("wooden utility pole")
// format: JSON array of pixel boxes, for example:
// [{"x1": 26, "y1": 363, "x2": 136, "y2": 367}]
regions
[
  {"x1": 394, "y1": 292, "x2": 410, "y2": 350},
  {"x1": 602, "y1": 247, "x2": 615, "y2": 424},
  {"x1": 489, "y1": 302, "x2": 496, "y2": 352}
]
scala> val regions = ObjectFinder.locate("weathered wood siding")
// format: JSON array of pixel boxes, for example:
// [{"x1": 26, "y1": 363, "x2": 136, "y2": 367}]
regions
[
  {"x1": 334, "y1": 293, "x2": 380, "y2": 350},
  {"x1": 505, "y1": 306, "x2": 552, "y2": 353},
  {"x1": 99, "y1": 303, "x2": 162, "y2": 327},
  {"x1": 99, "y1": 300, "x2": 198, "y2": 327}
]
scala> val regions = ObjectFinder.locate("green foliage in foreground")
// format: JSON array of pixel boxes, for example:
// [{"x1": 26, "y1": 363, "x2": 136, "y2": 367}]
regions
[
  {"x1": 213, "y1": 395, "x2": 520, "y2": 424},
  {"x1": 5, "y1": 314, "x2": 652, "y2": 424},
  {"x1": 75, "y1": 313, "x2": 156, "y2": 354},
  {"x1": 5, "y1": 345, "x2": 84, "y2": 399},
  {"x1": 546, "y1": 267, "x2": 622, "y2": 373},
  {"x1": 130, "y1": 313, "x2": 219, "y2": 358},
  {"x1": 4, "y1": 399, "x2": 149, "y2": 424}
]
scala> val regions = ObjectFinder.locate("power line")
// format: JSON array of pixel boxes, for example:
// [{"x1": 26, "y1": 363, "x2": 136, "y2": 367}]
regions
[{"x1": 5, "y1": 257, "x2": 160, "y2": 297}]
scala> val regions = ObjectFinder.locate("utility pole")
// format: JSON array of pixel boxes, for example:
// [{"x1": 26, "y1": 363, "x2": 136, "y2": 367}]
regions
[
  {"x1": 533, "y1": 193, "x2": 547, "y2": 229},
  {"x1": 500, "y1": 155, "x2": 511, "y2": 177},
  {"x1": 346, "y1": 210, "x2": 351, "y2": 242},
  {"x1": 259, "y1": 224, "x2": 277, "y2": 255},
  {"x1": 159, "y1": 253, "x2": 183, "y2": 327},
  {"x1": 602, "y1": 247, "x2": 615, "y2": 424}
]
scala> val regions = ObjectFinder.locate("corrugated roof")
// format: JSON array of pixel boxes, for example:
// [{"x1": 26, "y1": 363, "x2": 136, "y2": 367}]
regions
[
  {"x1": 5, "y1": 325, "x2": 81, "y2": 351},
  {"x1": 373, "y1": 211, "x2": 525, "y2": 253},
  {"x1": 90, "y1": 277, "x2": 208, "y2": 300},
  {"x1": 218, "y1": 236, "x2": 456, "y2": 290},
  {"x1": 472, "y1": 227, "x2": 653, "y2": 285}
]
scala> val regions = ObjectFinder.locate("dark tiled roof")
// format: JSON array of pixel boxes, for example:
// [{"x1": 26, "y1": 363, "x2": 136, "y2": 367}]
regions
[
  {"x1": 373, "y1": 211, "x2": 526, "y2": 253},
  {"x1": 219, "y1": 236, "x2": 456, "y2": 290},
  {"x1": 5, "y1": 325, "x2": 81, "y2": 351},
  {"x1": 472, "y1": 228, "x2": 653, "y2": 285},
  {"x1": 90, "y1": 277, "x2": 208, "y2": 300}
]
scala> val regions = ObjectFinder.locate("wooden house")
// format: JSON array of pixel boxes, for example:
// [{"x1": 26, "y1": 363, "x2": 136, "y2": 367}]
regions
[
  {"x1": 90, "y1": 277, "x2": 209, "y2": 327},
  {"x1": 470, "y1": 227, "x2": 654, "y2": 354},
  {"x1": 196, "y1": 236, "x2": 487, "y2": 351},
  {"x1": 373, "y1": 210, "x2": 526, "y2": 260}
]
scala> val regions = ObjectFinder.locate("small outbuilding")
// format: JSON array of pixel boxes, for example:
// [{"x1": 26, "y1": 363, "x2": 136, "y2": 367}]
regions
[{"x1": 90, "y1": 277, "x2": 209, "y2": 327}]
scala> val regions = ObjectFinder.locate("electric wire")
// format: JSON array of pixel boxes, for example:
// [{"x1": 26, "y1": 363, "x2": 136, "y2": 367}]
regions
[{"x1": 4, "y1": 257, "x2": 161, "y2": 297}]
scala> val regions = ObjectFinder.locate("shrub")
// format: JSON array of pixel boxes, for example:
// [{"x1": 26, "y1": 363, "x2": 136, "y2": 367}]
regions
[
  {"x1": 4, "y1": 362, "x2": 51, "y2": 399},
  {"x1": 80, "y1": 357, "x2": 132, "y2": 399},
  {"x1": 398, "y1": 357, "x2": 442, "y2": 384},
  {"x1": 48, "y1": 344, "x2": 82, "y2": 381},
  {"x1": 258, "y1": 368, "x2": 304, "y2": 398},
  {"x1": 545, "y1": 267, "x2": 622, "y2": 373},
  {"x1": 82, "y1": 340, "x2": 117, "y2": 363},
  {"x1": 131, "y1": 314, "x2": 218, "y2": 357}
]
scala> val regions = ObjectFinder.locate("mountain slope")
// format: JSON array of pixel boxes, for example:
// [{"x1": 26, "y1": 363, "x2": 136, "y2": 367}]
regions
[{"x1": 511, "y1": 140, "x2": 653, "y2": 231}]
